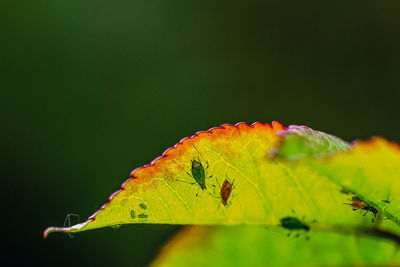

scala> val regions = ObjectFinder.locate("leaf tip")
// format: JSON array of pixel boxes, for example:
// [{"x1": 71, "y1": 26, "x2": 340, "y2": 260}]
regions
[
  {"x1": 43, "y1": 221, "x2": 89, "y2": 239},
  {"x1": 43, "y1": 226, "x2": 64, "y2": 239}
]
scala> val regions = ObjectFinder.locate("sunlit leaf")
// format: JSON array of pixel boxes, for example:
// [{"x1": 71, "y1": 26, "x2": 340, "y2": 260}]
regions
[
  {"x1": 44, "y1": 122, "x2": 393, "y2": 237},
  {"x1": 276, "y1": 126, "x2": 400, "y2": 225},
  {"x1": 274, "y1": 125, "x2": 350, "y2": 160}
]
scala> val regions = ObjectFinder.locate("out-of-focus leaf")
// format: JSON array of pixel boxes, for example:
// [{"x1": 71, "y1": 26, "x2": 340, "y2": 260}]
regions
[{"x1": 151, "y1": 224, "x2": 400, "y2": 267}]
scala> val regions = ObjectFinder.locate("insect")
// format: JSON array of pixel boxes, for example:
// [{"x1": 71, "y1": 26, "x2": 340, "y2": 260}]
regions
[
  {"x1": 280, "y1": 215, "x2": 311, "y2": 240},
  {"x1": 280, "y1": 216, "x2": 310, "y2": 232},
  {"x1": 173, "y1": 146, "x2": 212, "y2": 191},
  {"x1": 345, "y1": 196, "x2": 378, "y2": 221},
  {"x1": 220, "y1": 178, "x2": 234, "y2": 206},
  {"x1": 138, "y1": 213, "x2": 148, "y2": 219},
  {"x1": 280, "y1": 209, "x2": 315, "y2": 239},
  {"x1": 340, "y1": 188, "x2": 352, "y2": 195},
  {"x1": 130, "y1": 210, "x2": 136, "y2": 219},
  {"x1": 190, "y1": 159, "x2": 208, "y2": 190},
  {"x1": 130, "y1": 203, "x2": 149, "y2": 220},
  {"x1": 139, "y1": 203, "x2": 148, "y2": 210}
]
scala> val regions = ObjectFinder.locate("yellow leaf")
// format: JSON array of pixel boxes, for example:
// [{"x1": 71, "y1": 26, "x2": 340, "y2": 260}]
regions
[{"x1": 44, "y1": 122, "x2": 379, "y2": 237}]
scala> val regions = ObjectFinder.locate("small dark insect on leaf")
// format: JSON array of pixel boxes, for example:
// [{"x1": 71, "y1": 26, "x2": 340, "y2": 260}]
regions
[
  {"x1": 280, "y1": 216, "x2": 310, "y2": 231},
  {"x1": 191, "y1": 159, "x2": 207, "y2": 190},
  {"x1": 130, "y1": 210, "x2": 136, "y2": 219},
  {"x1": 138, "y1": 213, "x2": 148, "y2": 219},
  {"x1": 173, "y1": 146, "x2": 212, "y2": 191},
  {"x1": 340, "y1": 188, "x2": 352, "y2": 195},
  {"x1": 382, "y1": 200, "x2": 390, "y2": 204},
  {"x1": 351, "y1": 201, "x2": 366, "y2": 209},
  {"x1": 220, "y1": 179, "x2": 234, "y2": 206},
  {"x1": 139, "y1": 203, "x2": 148, "y2": 210},
  {"x1": 344, "y1": 196, "x2": 379, "y2": 221},
  {"x1": 362, "y1": 206, "x2": 378, "y2": 216}
]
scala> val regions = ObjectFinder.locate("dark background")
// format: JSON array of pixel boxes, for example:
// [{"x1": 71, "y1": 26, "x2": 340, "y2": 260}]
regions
[{"x1": 1, "y1": 1, "x2": 399, "y2": 266}]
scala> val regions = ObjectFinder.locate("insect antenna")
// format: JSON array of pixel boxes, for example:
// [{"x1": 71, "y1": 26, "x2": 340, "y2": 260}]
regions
[
  {"x1": 193, "y1": 145, "x2": 206, "y2": 162},
  {"x1": 171, "y1": 159, "x2": 192, "y2": 177},
  {"x1": 193, "y1": 145, "x2": 211, "y2": 172}
]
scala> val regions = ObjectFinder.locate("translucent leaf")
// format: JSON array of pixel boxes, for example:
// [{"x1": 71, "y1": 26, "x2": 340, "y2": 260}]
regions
[
  {"x1": 43, "y1": 122, "x2": 389, "y2": 237},
  {"x1": 276, "y1": 126, "x2": 400, "y2": 225},
  {"x1": 274, "y1": 125, "x2": 350, "y2": 160}
]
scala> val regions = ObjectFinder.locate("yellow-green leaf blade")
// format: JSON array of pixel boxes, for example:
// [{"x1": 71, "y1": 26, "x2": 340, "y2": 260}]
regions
[
  {"x1": 44, "y1": 122, "x2": 374, "y2": 237},
  {"x1": 313, "y1": 138, "x2": 400, "y2": 224},
  {"x1": 276, "y1": 126, "x2": 400, "y2": 225},
  {"x1": 275, "y1": 125, "x2": 350, "y2": 160}
]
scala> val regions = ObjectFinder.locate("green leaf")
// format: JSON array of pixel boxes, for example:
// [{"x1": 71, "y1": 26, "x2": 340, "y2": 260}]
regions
[
  {"x1": 44, "y1": 122, "x2": 397, "y2": 239},
  {"x1": 274, "y1": 125, "x2": 350, "y2": 160},
  {"x1": 275, "y1": 126, "x2": 400, "y2": 226},
  {"x1": 151, "y1": 224, "x2": 400, "y2": 267}
]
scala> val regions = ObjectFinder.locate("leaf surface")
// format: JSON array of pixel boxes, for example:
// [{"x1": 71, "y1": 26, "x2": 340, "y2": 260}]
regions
[
  {"x1": 44, "y1": 122, "x2": 393, "y2": 237},
  {"x1": 276, "y1": 126, "x2": 400, "y2": 225}
]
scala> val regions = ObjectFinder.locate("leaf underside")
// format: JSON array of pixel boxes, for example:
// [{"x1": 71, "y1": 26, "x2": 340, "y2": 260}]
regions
[
  {"x1": 277, "y1": 127, "x2": 400, "y2": 225},
  {"x1": 44, "y1": 122, "x2": 400, "y2": 245}
]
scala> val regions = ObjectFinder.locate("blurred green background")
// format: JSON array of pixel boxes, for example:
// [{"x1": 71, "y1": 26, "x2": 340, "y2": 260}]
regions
[{"x1": 2, "y1": 1, "x2": 399, "y2": 266}]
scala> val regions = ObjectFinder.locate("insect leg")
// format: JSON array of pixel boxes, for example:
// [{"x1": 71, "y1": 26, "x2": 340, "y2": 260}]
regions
[{"x1": 193, "y1": 145, "x2": 207, "y2": 164}]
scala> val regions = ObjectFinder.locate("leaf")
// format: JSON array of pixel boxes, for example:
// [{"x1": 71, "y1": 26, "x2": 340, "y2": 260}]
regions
[
  {"x1": 44, "y1": 122, "x2": 393, "y2": 237},
  {"x1": 151, "y1": 225, "x2": 400, "y2": 267},
  {"x1": 274, "y1": 125, "x2": 350, "y2": 160},
  {"x1": 276, "y1": 126, "x2": 400, "y2": 225}
]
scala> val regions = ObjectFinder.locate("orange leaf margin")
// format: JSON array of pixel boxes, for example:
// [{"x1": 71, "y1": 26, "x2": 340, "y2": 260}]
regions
[{"x1": 44, "y1": 121, "x2": 285, "y2": 238}]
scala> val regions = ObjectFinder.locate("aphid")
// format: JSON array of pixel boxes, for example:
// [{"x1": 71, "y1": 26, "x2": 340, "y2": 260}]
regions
[
  {"x1": 130, "y1": 210, "x2": 136, "y2": 219},
  {"x1": 340, "y1": 188, "x2": 352, "y2": 195},
  {"x1": 280, "y1": 215, "x2": 312, "y2": 240},
  {"x1": 190, "y1": 159, "x2": 208, "y2": 190},
  {"x1": 345, "y1": 196, "x2": 378, "y2": 221},
  {"x1": 280, "y1": 216, "x2": 310, "y2": 232},
  {"x1": 220, "y1": 178, "x2": 234, "y2": 206},
  {"x1": 174, "y1": 146, "x2": 212, "y2": 191},
  {"x1": 382, "y1": 200, "x2": 390, "y2": 204},
  {"x1": 131, "y1": 203, "x2": 149, "y2": 219},
  {"x1": 138, "y1": 213, "x2": 148, "y2": 219}
]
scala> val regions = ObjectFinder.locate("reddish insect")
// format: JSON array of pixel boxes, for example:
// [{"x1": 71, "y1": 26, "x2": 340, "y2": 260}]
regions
[
  {"x1": 345, "y1": 196, "x2": 378, "y2": 221},
  {"x1": 220, "y1": 179, "x2": 234, "y2": 206}
]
